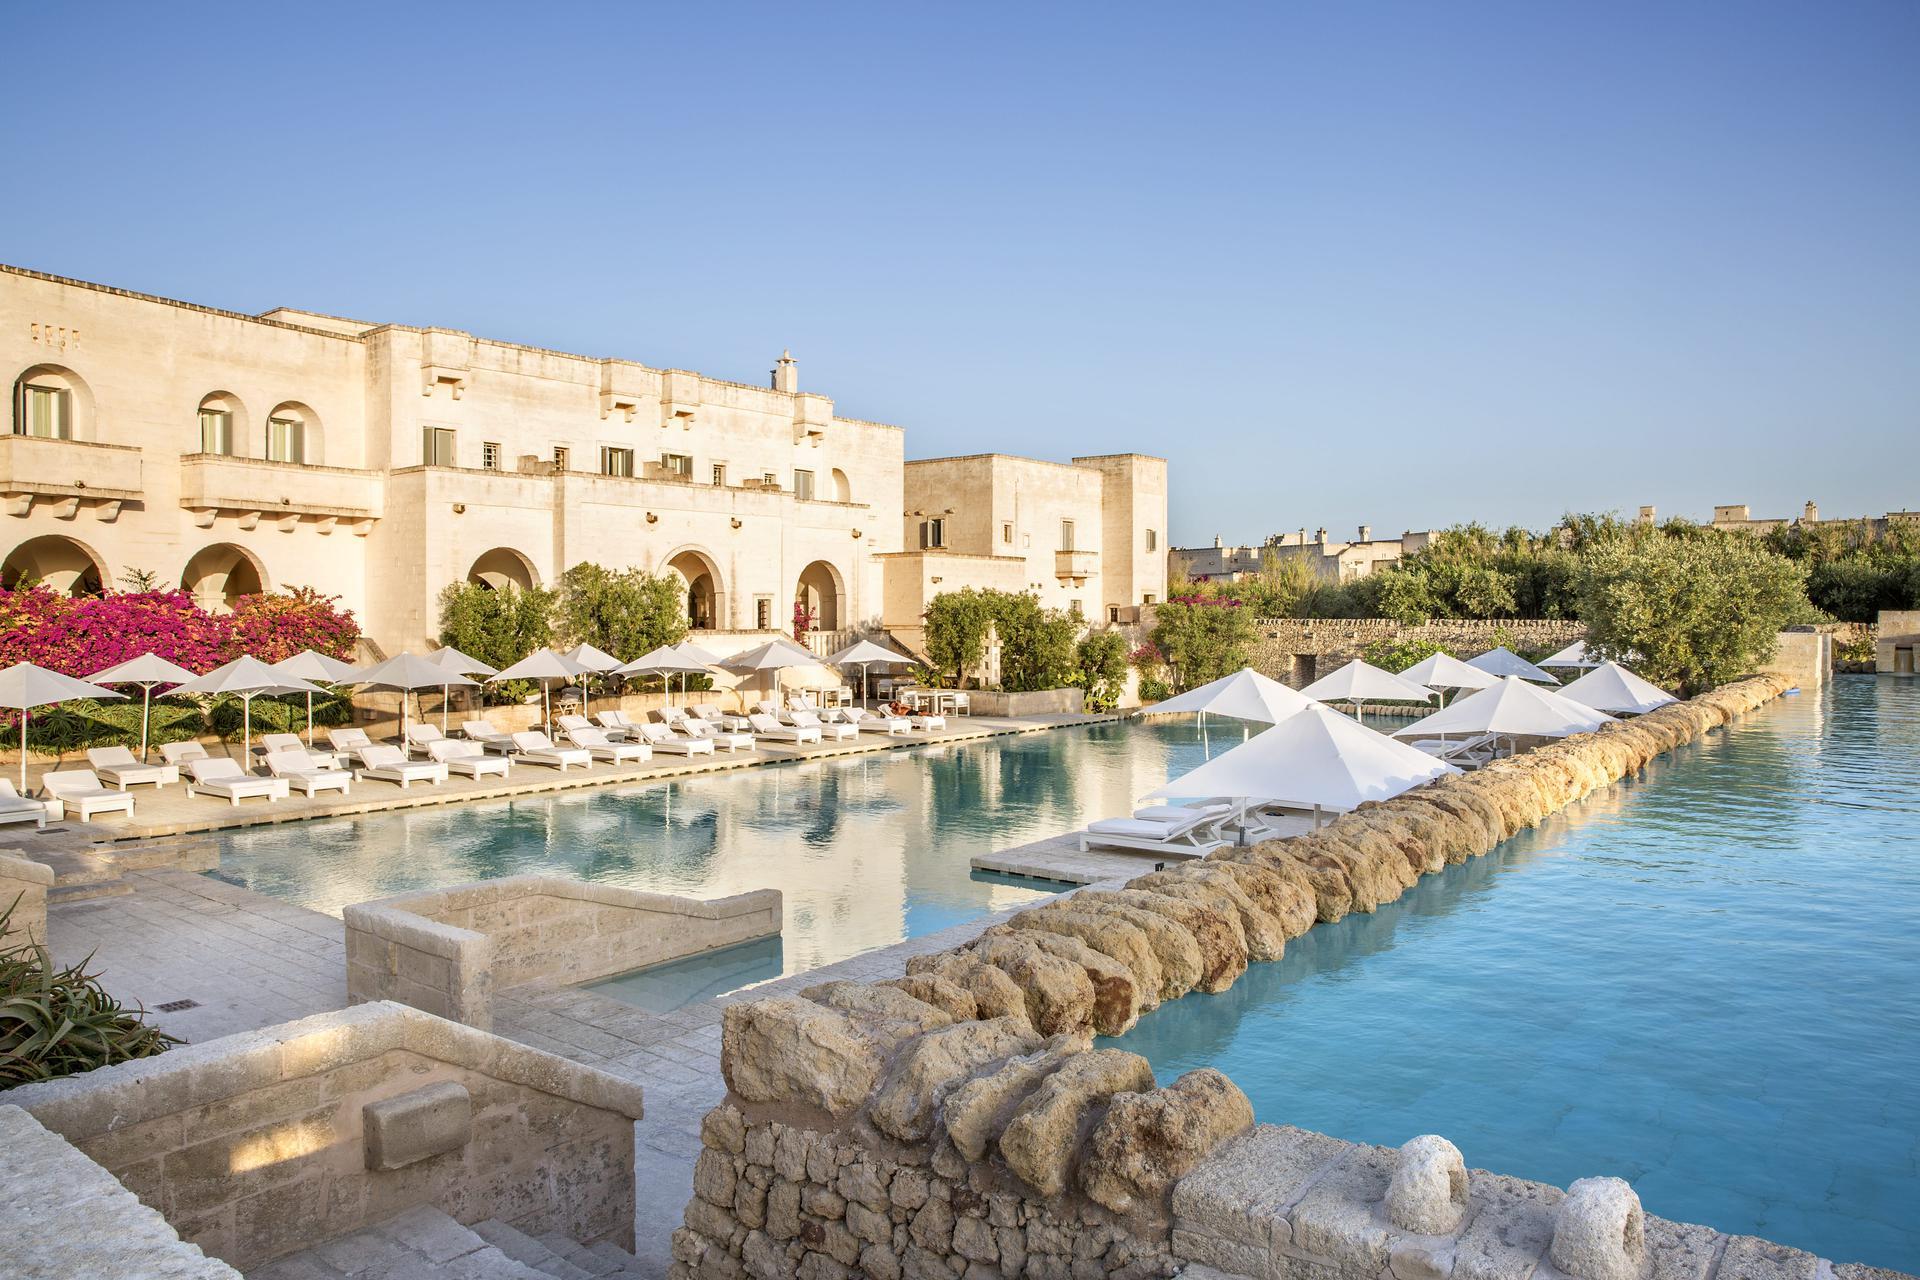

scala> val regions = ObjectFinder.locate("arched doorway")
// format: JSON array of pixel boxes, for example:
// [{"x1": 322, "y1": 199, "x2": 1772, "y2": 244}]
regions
[
  {"x1": 182, "y1": 543, "x2": 267, "y2": 612},
  {"x1": 467, "y1": 547, "x2": 539, "y2": 592},
  {"x1": 2, "y1": 534, "x2": 107, "y2": 595},
  {"x1": 794, "y1": 560, "x2": 844, "y2": 632},
  {"x1": 664, "y1": 548, "x2": 724, "y2": 631}
]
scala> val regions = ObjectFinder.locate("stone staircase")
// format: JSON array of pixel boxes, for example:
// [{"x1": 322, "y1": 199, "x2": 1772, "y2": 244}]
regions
[{"x1": 245, "y1": 1205, "x2": 651, "y2": 1279}]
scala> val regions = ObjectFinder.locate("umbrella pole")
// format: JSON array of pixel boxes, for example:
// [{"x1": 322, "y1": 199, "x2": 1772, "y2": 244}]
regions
[
  {"x1": 305, "y1": 690, "x2": 315, "y2": 746},
  {"x1": 19, "y1": 709, "x2": 27, "y2": 794},
  {"x1": 243, "y1": 695, "x2": 252, "y2": 764},
  {"x1": 141, "y1": 684, "x2": 153, "y2": 762}
]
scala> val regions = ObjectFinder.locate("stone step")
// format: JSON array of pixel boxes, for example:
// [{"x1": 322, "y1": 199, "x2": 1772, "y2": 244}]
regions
[
  {"x1": 244, "y1": 1205, "x2": 553, "y2": 1280},
  {"x1": 472, "y1": 1220, "x2": 595, "y2": 1279},
  {"x1": 534, "y1": 1232, "x2": 642, "y2": 1278},
  {"x1": 48, "y1": 878, "x2": 134, "y2": 903}
]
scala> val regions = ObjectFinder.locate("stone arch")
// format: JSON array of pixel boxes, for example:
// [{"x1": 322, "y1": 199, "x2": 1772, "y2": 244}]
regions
[
  {"x1": 794, "y1": 559, "x2": 845, "y2": 632},
  {"x1": 196, "y1": 390, "x2": 250, "y2": 456},
  {"x1": 467, "y1": 547, "x2": 540, "y2": 592},
  {"x1": 264, "y1": 400, "x2": 323, "y2": 464},
  {"x1": 182, "y1": 542, "x2": 269, "y2": 612},
  {"x1": 829, "y1": 468, "x2": 851, "y2": 503},
  {"x1": 663, "y1": 545, "x2": 725, "y2": 631},
  {"x1": 2, "y1": 533, "x2": 108, "y2": 595},
  {"x1": 12, "y1": 364, "x2": 95, "y2": 440}
]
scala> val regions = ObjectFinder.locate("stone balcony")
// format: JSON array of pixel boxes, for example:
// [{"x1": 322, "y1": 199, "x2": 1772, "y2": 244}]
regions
[
  {"x1": 178, "y1": 453, "x2": 385, "y2": 534},
  {"x1": 0, "y1": 435, "x2": 143, "y2": 520},
  {"x1": 1054, "y1": 547, "x2": 1099, "y2": 583}
]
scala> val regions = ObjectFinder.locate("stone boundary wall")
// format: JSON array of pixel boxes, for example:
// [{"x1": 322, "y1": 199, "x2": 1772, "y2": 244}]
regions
[
  {"x1": 5, "y1": 1001, "x2": 646, "y2": 1274},
  {"x1": 1245, "y1": 618, "x2": 1586, "y2": 687},
  {"x1": 0, "y1": 1103, "x2": 242, "y2": 1279},
  {"x1": 0, "y1": 848, "x2": 54, "y2": 944},
  {"x1": 345, "y1": 875, "x2": 782, "y2": 1030},
  {"x1": 965, "y1": 688, "x2": 1088, "y2": 717},
  {"x1": 669, "y1": 675, "x2": 1868, "y2": 1280}
]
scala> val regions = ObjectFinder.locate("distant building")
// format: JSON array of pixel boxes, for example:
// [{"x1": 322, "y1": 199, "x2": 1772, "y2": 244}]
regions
[
  {"x1": 1172, "y1": 526, "x2": 1431, "y2": 585},
  {"x1": 1640, "y1": 501, "x2": 1920, "y2": 537}
]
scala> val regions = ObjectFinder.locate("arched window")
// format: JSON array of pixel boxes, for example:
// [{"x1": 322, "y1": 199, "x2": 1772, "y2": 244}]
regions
[
  {"x1": 830, "y1": 468, "x2": 852, "y2": 503},
  {"x1": 264, "y1": 401, "x2": 320, "y2": 464},
  {"x1": 197, "y1": 392, "x2": 247, "y2": 455},
  {"x1": 12, "y1": 365, "x2": 92, "y2": 440}
]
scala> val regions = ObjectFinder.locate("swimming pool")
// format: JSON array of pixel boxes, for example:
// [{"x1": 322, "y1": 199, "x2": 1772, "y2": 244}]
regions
[
  {"x1": 209, "y1": 719, "x2": 1221, "y2": 977},
  {"x1": 1102, "y1": 677, "x2": 1920, "y2": 1269}
]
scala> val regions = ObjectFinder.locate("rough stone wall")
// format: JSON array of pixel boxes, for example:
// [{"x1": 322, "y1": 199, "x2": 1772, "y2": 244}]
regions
[
  {"x1": 1245, "y1": 618, "x2": 1586, "y2": 686},
  {"x1": 345, "y1": 876, "x2": 782, "y2": 1030},
  {"x1": 7, "y1": 1001, "x2": 646, "y2": 1273},
  {"x1": 677, "y1": 675, "x2": 1802, "y2": 1280},
  {"x1": 0, "y1": 849, "x2": 54, "y2": 944}
]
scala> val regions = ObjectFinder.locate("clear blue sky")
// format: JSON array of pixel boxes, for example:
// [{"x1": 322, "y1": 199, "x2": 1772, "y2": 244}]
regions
[{"x1": 5, "y1": 2, "x2": 1915, "y2": 545}]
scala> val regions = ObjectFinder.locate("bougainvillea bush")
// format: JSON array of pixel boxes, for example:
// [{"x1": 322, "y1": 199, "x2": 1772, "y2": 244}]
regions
[{"x1": 0, "y1": 585, "x2": 360, "y2": 752}]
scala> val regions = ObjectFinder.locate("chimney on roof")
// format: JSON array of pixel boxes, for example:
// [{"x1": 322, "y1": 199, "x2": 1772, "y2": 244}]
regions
[
  {"x1": 771, "y1": 349, "x2": 798, "y2": 393},
  {"x1": 1638, "y1": 505, "x2": 1656, "y2": 524},
  {"x1": 1803, "y1": 499, "x2": 1819, "y2": 523},
  {"x1": 1315, "y1": 527, "x2": 1327, "y2": 546},
  {"x1": 1357, "y1": 524, "x2": 1371, "y2": 542}
]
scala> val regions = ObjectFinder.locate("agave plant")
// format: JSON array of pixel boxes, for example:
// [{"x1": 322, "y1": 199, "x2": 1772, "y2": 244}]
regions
[{"x1": 1, "y1": 897, "x2": 180, "y2": 1089}]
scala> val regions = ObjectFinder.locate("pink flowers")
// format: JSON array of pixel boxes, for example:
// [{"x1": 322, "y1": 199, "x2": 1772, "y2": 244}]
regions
[{"x1": 0, "y1": 586, "x2": 359, "y2": 680}]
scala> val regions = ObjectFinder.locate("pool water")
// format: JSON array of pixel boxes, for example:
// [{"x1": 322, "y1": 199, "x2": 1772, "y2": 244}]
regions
[
  {"x1": 1102, "y1": 678, "x2": 1920, "y2": 1269},
  {"x1": 209, "y1": 718, "x2": 1227, "y2": 978}
]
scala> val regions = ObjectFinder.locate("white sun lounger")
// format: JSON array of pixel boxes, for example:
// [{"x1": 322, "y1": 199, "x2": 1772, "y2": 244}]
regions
[
  {"x1": 405, "y1": 724, "x2": 451, "y2": 757},
  {"x1": 461, "y1": 721, "x2": 518, "y2": 754},
  {"x1": 842, "y1": 707, "x2": 913, "y2": 735},
  {"x1": 560, "y1": 713, "x2": 626, "y2": 743},
  {"x1": 666, "y1": 711, "x2": 754, "y2": 752},
  {"x1": 327, "y1": 727, "x2": 378, "y2": 765},
  {"x1": 355, "y1": 745, "x2": 448, "y2": 789},
  {"x1": 159, "y1": 741, "x2": 210, "y2": 767},
  {"x1": 261, "y1": 732, "x2": 344, "y2": 771},
  {"x1": 692, "y1": 702, "x2": 752, "y2": 732},
  {"x1": 42, "y1": 770, "x2": 136, "y2": 822},
  {"x1": 563, "y1": 725, "x2": 651, "y2": 764},
  {"x1": 1078, "y1": 802, "x2": 1234, "y2": 856},
  {"x1": 85, "y1": 746, "x2": 179, "y2": 790},
  {"x1": 790, "y1": 709, "x2": 857, "y2": 742},
  {"x1": 427, "y1": 738, "x2": 512, "y2": 780},
  {"x1": 633, "y1": 722, "x2": 716, "y2": 756},
  {"x1": 509, "y1": 731, "x2": 591, "y2": 771},
  {"x1": 593, "y1": 710, "x2": 644, "y2": 740},
  {"x1": 748, "y1": 713, "x2": 822, "y2": 745},
  {"x1": 1409, "y1": 732, "x2": 1502, "y2": 769},
  {"x1": 0, "y1": 779, "x2": 48, "y2": 828},
  {"x1": 264, "y1": 750, "x2": 354, "y2": 798},
  {"x1": 186, "y1": 757, "x2": 288, "y2": 805}
]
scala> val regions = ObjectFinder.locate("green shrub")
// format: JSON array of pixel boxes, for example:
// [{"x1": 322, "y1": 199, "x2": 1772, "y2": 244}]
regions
[
  {"x1": 1137, "y1": 674, "x2": 1173, "y2": 703},
  {"x1": 438, "y1": 580, "x2": 557, "y2": 705},
  {"x1": 553, "y1": 562, "x2": 688, "y2": 658},
  {"x1": 1150, "y1": 589, "x2": 1255, "y2": 691},
  {"x1": 1068, "y1": 631, "x2": 1130, "y2": 712},
  {"x1": 1361, "y1": 637, "x2": 1450, "y2": 673},
  {"x1": 2, "y1": 898, "x2": 180, "y2": 1089},
  {"x1": 923, "y1": 589, "x2": 1078, "y2": 691}
]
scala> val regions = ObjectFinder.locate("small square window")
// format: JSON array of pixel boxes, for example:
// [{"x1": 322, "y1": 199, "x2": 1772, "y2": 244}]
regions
[
  {"x1": 482, "y1": 441, "x2": 501, "y2": 471},
  {"x1": 198, "y1": 409, "x2": 233, "y2": 455},
  {"x1": 1002, "y1": 522, "x2": 1013, "y2": 545},
  {"x1": 1060, "y1": 519, "x2": 1076, "y2": 552},
  {"x1": 552, "y1": 446, "x2": 570, "y2": 471},
  {"x1": 601, "y1": 446, "x2": 635, "y2": 477},
  {"x1": 793, "y1": 469, "x2": 815, "y2": 501},
  {"x1": 422, "y1": 426, "x2": 457, "y2": 467},
  {"x1": 1146, "y1": 528, "x2": 1158, "y2": 552},
  {"x1": 755, "y1": 597, "x2": 773, "y2": 629},
  {"x1": 661, "y1": 452, "x2": 692, "y2": 478},
  {"x1": 711, "y1": 463, "x2": 727, "y2": 486}
]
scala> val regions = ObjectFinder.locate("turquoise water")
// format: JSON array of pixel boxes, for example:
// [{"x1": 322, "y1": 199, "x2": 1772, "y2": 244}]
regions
[
  {"x1": 1103, "y1": 678, "x2": 1920, "y2": 1269},
  {"x1": 209, "y1": 719, "x2": 1224, "y2": 977}
]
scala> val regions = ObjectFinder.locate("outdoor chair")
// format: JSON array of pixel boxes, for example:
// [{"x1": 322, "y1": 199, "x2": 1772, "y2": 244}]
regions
[
  {"x1": 42, "y1": 770, "x2": 136, "y2": 822},
  {"x1": 159, "y1": 741, "x2": 210, "y2": 768},
  {"x1": 355, "y1": 745, "x2": 448, "y2": 789},
  {"x1": 405, "y1": 724, "x2": 450, "y2": 757},
  {"x1": 0, "y1": 779, "x2": 48, "y2": 829},
  {"x1": 260, "y1": 732, "x2": 343, "y2": 771},
  {"x1": 461, "y1": 721, "x2": 518, "y2": 754},
  {"x1": 509, "y1": 731, "x2": 591, "y2": 770},
  {"x1": 747, "y1": 713, "x2": 821, "y2": 745},
  {"x1": 427, "y1": 738, "x2": 512, "y2": 780},
  {"x1": 326, "y1": 727, "x2": 378, "y2": 765},
  {"x1": 595, "y1": 710, "x2": 642, "y2": 739},
  {"x1": 186, "y1": 758, "x2": 288, "y2": 805},
  {"x1": 85, "y1": 746, "x2": 179, "y2": 790},
  {"x1": 1078, "y1": 802, "x2": 1234, "y2": 857},
  {"x1": 633, "y1": 722, "x2": 716, "y2": 756},
  {"x1": 562, "y1": 725, "x2": 651, "y2": 765},
  {"x1": 842, "y1": 707, "x2": 912, "y2": 735},
  {"x1": 691, "y1": 702, "x2": 752, "y2": 732},
  {"x1": 660, "y1": 707, "x2": 753, "y2": 751},
  {"x1": 263, "y1": 749, "x2": 354, "y2": 798},
  {"x1": 790, "y1": 709, "x2": 856, "y2": 742}
]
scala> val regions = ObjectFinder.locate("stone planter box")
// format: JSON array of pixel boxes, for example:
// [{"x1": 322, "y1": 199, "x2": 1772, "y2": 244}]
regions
[
  {"x1": 963, "y1": 688, "x2": 1085, "y2": 717},
  {"x1": 345, "y1": 875, "x2": 781, "y2": 1029}
]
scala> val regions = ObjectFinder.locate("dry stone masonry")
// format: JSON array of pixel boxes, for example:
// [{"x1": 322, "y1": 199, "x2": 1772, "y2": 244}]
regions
[{"x1": 668, "y1": 674, "x2": 1903, "y2": 1280}]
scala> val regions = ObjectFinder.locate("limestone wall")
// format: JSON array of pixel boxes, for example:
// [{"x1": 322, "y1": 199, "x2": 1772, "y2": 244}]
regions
[
  {"x1": 345, "y1": 875, "x2": 782, "y2": 1029},
  {"x1": 965, "y1": 688, "x2": 1088, "y2": 717},
  {"x1": 671, "y1": 675, "x2": 1855, "y2": 1280},
  {"x1": 5, "y1": 1001, "x2": 646, "y2": 1273},
  {"x1": 0, "y1": 849, "x2": 53, "y2": 944},
  {"x1": 1244, "y1": 617, "x2": 1586, "y2": 686}
]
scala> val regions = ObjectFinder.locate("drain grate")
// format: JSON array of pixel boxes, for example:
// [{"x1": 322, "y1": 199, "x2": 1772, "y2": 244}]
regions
[{"x1": 154, "y1": 999, "x2": 200, "y2": 1013}]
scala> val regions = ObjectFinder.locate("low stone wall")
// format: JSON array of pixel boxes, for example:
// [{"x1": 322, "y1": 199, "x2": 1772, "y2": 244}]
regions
[
  {"x1": 345, "y1": 875, "x2": 782, "y2": 1030},
  {"x1": 672, "y1": 675, "x2": 1853, "y2": 1280},
  {"x1": 0, "y1": 849, "x2": 53, "y2": 944},
  {"x1": 965, "y1": 688, "x2": 1087, "y2": 717},
  {"x1": 1246, "y1": 617, "x2": 1586, "y2": 687},
  {"x1": 6, "y1": 1000, "x2": 646, "y2": 1273},
  {"x1": 0, "y1": 1103, "x2": 242, "y2": 1279}
]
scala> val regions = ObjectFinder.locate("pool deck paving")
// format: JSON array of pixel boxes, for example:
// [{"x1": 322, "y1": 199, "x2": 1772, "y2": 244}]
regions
[{"x1": 30, "y1": 712, "x2": 1165, "y2": 1278}]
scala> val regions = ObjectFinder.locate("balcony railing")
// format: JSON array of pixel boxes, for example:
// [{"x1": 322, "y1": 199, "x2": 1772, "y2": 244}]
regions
[
  {"x1": 1054, "y1": 549, "x2": 1099, "y2": 582},
  {"x1": 0, "y1": 435, "x2": 143, "y2": 500},
  {"x1": 179, "y1": 454, "x2": 385, "y2": 522}
]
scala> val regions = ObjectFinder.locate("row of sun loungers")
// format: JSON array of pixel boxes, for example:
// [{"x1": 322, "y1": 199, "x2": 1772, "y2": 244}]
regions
[{"x1": 1077, "y1": 800, "x2": 1326, "y2": 858}]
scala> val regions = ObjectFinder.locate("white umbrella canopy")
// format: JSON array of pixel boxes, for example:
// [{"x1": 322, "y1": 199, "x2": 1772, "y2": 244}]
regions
[
  {"x1": 825, "y1": 637, "x2": 914, "y2": 705},
  {"x1": 88, "y1": 653, "x2": 198, "y2": 762},
  {"x1": 720, "y1": 639, "x2": 827, "y2": 707},
  {"x1": 172, "y1": 656, "x2": 324, "y2": 762},
  {"x1": 490, "y1": 650, "x2": 590, "y2": 732},
  {"x1": 672, "y1": 640, "x2": 725, "y2": 667},
  {"x1": 1299, "y1": 659, "x2": 1437, "y2": 715},
  {"x1": 0, "y1": 663, "x2": 127, "y2": 791},
  {"x1": 270, "y1": 650, "x2": 361, "y2": 745},
  {"x1": 1145, "y1": 667, "x2": 1314, "y2": 725},
  {"x1": 1399, "y1": 652, "x2": 1500, "y2": 694},
  {"x1": 616, "y1": 644, "x2": 711, "y2": 705},
  {"x1": 1146, "y1": 702, "x2": 1455, "y2": 816},
  {"x1": 1538, "y1": 640, "x2": 1602, "y2": 670},
  {"x1": 561, "y1": 643, "x2": 622, "y2": 673},
  {"x1": 356, "y1": 652, "x2": 481, "y2": 739},
  {"x1": 1393, "y1": 675, "x2": 1613, "y2": 742},
  {"x1": 1465, "y1": 646, "x2": 1560, "y2": 684},
  {"x1": 427, "y1": 646, "x2": 499, "y2": 677},
  {"x1": 1558, "y1": 661, "x2": 1678, "y2": 716}
]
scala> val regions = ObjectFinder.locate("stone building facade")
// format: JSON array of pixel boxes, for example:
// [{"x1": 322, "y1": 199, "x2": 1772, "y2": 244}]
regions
[
  {"x1": 1173, "y1": 525, "x2": 1432, "y2": 585},
  {"x1": 2, "y1": 265, "x2": 1162, "y2": 657}
]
